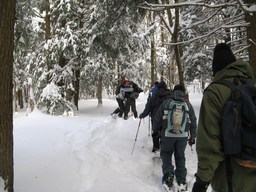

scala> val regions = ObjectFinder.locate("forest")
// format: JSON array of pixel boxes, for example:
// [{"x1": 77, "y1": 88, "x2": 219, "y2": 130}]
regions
[
  {"x1": 0, "y1": 0, "x2": 256, "y2": 191},
  {"x1": 11, "y1": 0, "x2": 256, "y2": 115}
]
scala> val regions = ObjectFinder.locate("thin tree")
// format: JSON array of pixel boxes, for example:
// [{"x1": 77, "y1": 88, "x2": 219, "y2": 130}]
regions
[
  {"x1": 0, "y1": 0, "x2": 16, "y2": 191},
  {"x1": 241, "y1": 0, "x2": 256, "y2": 77}
]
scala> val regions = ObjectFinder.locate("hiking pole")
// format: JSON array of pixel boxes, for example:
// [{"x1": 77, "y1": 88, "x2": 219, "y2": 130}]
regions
[
  {"x1": 131, "y1": 119, "x2": 142, "y2": 155},
  {"x1": 148, "y1": 116, "x2": 151, "y2": 137}
]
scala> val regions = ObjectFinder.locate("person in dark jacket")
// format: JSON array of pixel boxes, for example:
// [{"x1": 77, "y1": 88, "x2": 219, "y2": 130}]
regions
[
  {"x1": 139, "y1": 81, "x2": 171, "y2": 152},
  {"x1": 116, "y1": 80, "x2": 143, "y2": 120},
  {"x1": 153, "y1": 84, "x2": 197, "y2": 191},
  {"x1": 111, "y1": 81, "x2": 127, "y2": 117},
  {"x1": 192, "y1": 43, "x2": 256, "y2": 192}
]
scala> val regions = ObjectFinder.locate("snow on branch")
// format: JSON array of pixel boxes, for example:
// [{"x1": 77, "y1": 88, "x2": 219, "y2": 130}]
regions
[
  {"x1": 139, "y1": 0, "x2": 238, "y2": 11},
  {"x1": 164, "y1": 21, "x2": 249, "y2": 46},
  {"x1": 236, "y1": 0, "x2": 256, "y2": 13}
]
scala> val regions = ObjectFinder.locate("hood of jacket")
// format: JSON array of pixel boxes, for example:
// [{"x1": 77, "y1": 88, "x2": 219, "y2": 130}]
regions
[
  {"x1": 155, "y1": 88, "x2": 171, "y2": 97},
  {"x1": 213, "y1": 59, "x2": 253, "y2": 82},
  {"x1": 171, "y1": 90, "x2": 185, "y2": 101}
]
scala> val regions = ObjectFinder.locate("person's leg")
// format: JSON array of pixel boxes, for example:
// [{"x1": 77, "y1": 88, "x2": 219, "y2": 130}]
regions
[
  {"x1": 112, "y1": 107, "x2": 120, "y2": 114},
  {"x1": 161, "y1": 137, "x2": 175, "y2": 187},
  {"x1": 174, "y1": 137, "x2": 187, "y2": 185},
  {"x1": 152, "y1": 136, "x2": 160, "y2": 152},
  {"x1": 124, "y1": 98, "x2": 131, "y2": 119},
  {"x1": 130, "y1": 98, "x2": 137, "y2": 118},
  {"x1": 116, "y1": 98, "x2": 125, "y2": 117}
]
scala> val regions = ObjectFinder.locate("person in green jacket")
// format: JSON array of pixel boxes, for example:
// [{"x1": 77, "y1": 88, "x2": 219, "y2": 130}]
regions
[{"x1": 192, "y1": 43, "x2": 256, "y2": 192}]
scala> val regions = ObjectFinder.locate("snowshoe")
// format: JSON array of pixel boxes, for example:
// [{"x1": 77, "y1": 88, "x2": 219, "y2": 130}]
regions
[
  {"x1": 162, "y1": 173, "x2": 174, "y2": 192},
  {"x1": 177, "y1": 182, "x2": 188, "y2": 192}
]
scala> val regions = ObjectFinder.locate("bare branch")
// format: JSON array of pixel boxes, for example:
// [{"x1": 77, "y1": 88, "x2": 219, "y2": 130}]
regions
[
  {"x1": 249, "y1": 38, "x2": 256, "y2": 47},
  {"x1": 235, "y1": 0, "x2": 256, "y2": 13},
  {"x1": 163, "y1": 21, "x2": 249, "y2": 46},
  {"x1": 158, "y1": 13, "x2": 173, "y2": 35},
  {"x1": 139, "y1": 0, "x2": 238, "y2": 11},
  {"x1": 181, "y1": 8, "x2": 222, "y2": 31}
]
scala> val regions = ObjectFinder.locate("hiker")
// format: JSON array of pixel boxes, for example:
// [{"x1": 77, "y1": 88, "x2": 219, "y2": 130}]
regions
[
  {"x1": 192, "y1": 43, "x2": 256, "y2": 192},
  {"x1": 139, "y1": 80, "x2": 171, "y2": 152},
  {"x1": 148, "y1": 81, "x2": 159, "y2": 99},
  {"x1": 114, "y1": 80, "x2": 143, "y2": 119},
  {"x1": 123, "y1": 80, "x2": 143, "y2": 119},
  {"x1": 153, "y1": 84, "x2": 197, "y2": 191},
  {"x1": 111, "y1": 82, "x2": 126, "y2": 117}
]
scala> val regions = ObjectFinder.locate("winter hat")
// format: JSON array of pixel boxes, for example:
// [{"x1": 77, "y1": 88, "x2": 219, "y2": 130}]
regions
[
  {"x1": 158, "y1": 81, "x2": 167, "y2": 89},
  {"x1": 124, "y1": 80, "x2": 129, "y2": 84},
  {"x1": 212, "y1": 43, "x2": 236, "y2": 76},
  {"x1": 173, "y1": 84, "x2": 185, "y2": 93}
]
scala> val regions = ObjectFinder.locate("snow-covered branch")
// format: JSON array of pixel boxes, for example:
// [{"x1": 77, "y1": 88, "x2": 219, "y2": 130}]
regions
[
  {"x1": 235, "y1": 0, "x2": 256, "y2": 13},
  {"x1": 139, "y1": 0, "x2": 238, "y2": 11},
  {"x1": 164, "y1": 21, "x2": 249, "y2": 46}
]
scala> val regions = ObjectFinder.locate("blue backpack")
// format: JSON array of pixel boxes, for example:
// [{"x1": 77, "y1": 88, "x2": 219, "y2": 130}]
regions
[{"x1": 215, "y1": 79, "x2": 256, "y2": 168}]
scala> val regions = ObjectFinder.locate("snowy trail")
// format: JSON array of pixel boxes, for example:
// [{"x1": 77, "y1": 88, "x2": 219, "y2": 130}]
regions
[{"x1": 14, "y1": 93, "x2": 210, "y2": 192}]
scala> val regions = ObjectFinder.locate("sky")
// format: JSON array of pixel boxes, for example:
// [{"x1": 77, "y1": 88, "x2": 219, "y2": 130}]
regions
[{"x1": 10, "y1": 88, "x2": 213, "y2": 192}]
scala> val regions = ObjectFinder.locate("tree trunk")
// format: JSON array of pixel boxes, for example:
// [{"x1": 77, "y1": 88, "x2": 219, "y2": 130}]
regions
[
  {"x1": 45, "y1": 0, "x2": 51, "y2": 41},
  {"x1": 173, "y1": 0, "x2": 184, "y2": 87},
  {"x1": 18, "y1": 88, "x2": 24, "y2": 109},
  {"x1": 148, "y1": 11, "x2": 157, "y2": 87},
  {"x1": 0, "y1": 0, "x2": 16, "y2": 191},
  {"x1": 96, "y1": 75, "x2": 103, "y2": 106},
  {"x1": 244, "y1": 0, "x2": 256, "y2": 78},
  {"x1": 13, "y1": 82, "x2": 18, "y2": 112},
  {"x1": 74, "y1": 69, "x2": 80, "y2": 110},
  {"x1": 151, "y1": 37, "x2": 157, "y2": 86},
  {"x1": 45, "y1": 0, "x2": 52, "y2": 114}
]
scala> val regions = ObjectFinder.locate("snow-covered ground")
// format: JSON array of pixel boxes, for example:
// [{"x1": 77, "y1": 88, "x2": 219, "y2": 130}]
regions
[{"x1": 14, "y1": 91, "x2": 211, "y2": 192}]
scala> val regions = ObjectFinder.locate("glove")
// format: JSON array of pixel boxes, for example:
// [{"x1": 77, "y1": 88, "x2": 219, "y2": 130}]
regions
[
  {"x1": 188, "y1": 137, "x2": 195, "y2": 146},
  {"x1": 139, "y1": 114, "x2": 144, "y2": 119},
  {"x1": 152, "y1": 131, "x2": 160, "y2": 139},
  {"x1": 192, "y1": 174, "x2": 209, "y2": 192}
]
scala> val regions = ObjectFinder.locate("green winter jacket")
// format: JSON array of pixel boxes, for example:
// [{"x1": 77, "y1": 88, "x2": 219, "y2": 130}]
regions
[{"x1": 196, "y1": 59, "x2": 256, "y2": 192}]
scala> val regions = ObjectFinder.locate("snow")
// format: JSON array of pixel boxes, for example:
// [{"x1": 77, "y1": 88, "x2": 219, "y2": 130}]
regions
[
  {"x1": 14, "y1": 92, "x2": 212, "y2": 192},
  {"x1": 0, "y1": 177, "x2": 7, "y2": 192}
]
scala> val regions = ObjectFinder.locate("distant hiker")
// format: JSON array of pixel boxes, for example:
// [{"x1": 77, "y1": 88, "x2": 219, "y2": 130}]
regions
[
  {"x1": 123, "y1": 80, "x2": 143, "y2": 119},
  {"x1": 114, "y1": 80, "x2": 143, "y2": 120},
  {"x1": 139, "y1": 81, "x2": 171, "y2": 152},
  {"x1": 148, "y1": 81, "x2": 159, "y2": 99},
  {"x1": 153, "y1": 84, "x2": 197, "y2": 192},
  {"x1": 192, "y1": 43, "x2": 256, "y2": 192},
  {"x1": 111, "y1": 82, "x2": 126, "y2": 117}
]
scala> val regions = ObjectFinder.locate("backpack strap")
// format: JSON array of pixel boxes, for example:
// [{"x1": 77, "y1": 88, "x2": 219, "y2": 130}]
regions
[{"x1": 210, "y1": 79, "x2": 243, "y2": 102}]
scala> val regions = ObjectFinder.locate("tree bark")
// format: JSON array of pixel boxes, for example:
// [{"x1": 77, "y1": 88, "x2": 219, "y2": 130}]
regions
[
  {"x1": 0, "y1": 0, "x2": 16, "y2": 191},
  {"x1": 151, "y1": 37, "x2": 157, "y2": 86},
  {"x1": 74, "y1": 69, "x2": 80, "y2": 110},
  {"x1": 173, "y1": 0, "x2": 184, "y2": 86},
  {"x1": 243, "y1": 0, "x2": 256, "y2": 78},
  {"x1": 148, "y1": 11, "x2": 157, "y2": 87},
  {"x1": 96, "y1": 75, "x2": 103, "y2": 105}
]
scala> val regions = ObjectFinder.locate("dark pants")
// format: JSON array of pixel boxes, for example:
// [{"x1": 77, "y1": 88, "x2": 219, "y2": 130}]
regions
[
  {"x1": 124, "y1": 97, "x2": 137, "y2": 118},
  {"x1": 160, "y1": 137, "x2": 187, "y2": 184},
  {"x1": 112, "y1": 98, "x2": 125, "y2": 116},
  {"x1": 151, "y1": 118, "x2": 160, "y2": 150}
]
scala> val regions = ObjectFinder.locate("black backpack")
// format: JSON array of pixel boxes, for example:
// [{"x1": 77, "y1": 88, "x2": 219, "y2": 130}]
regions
[
  {"x1": 151, "y1": 91, "x2": 170, "y2": 116},
  {"x1": 214, "y1": 79, "x2": 256, "y2": 168}
]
